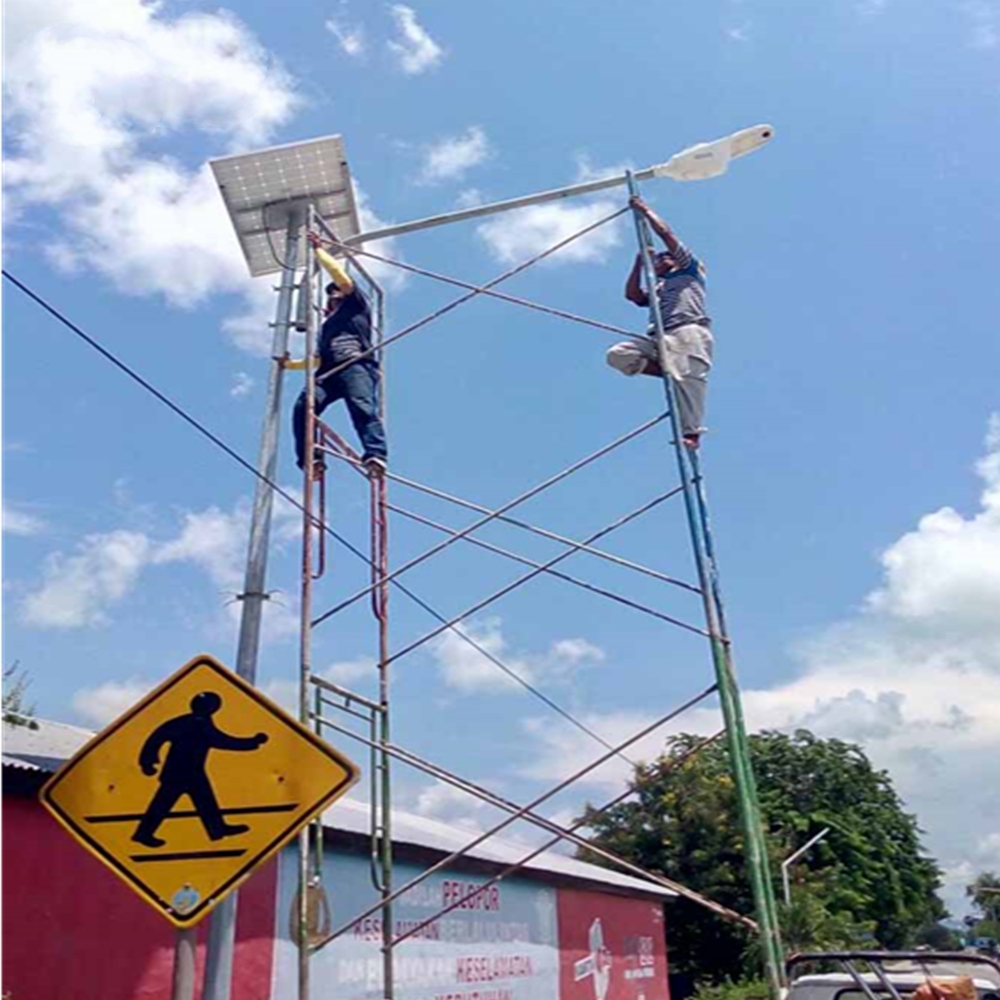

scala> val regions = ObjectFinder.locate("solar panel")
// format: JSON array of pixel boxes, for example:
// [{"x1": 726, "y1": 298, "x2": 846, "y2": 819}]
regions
[{"x1": 210, "y1": 135, "x2": 361, "y2": 278}]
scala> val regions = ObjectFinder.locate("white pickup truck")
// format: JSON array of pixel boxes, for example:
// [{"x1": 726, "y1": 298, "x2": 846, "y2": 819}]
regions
[{"x1": 786, "y1": 951, "x2": 1000, "y2": 1000}]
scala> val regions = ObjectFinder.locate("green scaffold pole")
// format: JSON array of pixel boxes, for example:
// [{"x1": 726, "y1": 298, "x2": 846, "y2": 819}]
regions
[{"x1": 625, "y1": 172, "x2": 786, "y2": 997}]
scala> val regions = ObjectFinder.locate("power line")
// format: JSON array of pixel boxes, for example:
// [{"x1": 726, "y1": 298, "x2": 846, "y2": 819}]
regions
[{"x1": 2, "y1": 268, "x2": 645, "y2": 763}]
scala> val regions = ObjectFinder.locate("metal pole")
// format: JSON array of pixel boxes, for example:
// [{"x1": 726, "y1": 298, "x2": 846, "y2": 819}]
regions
[
  {"x1": 311, "y1": 414, "x2": 666, "y2": 627},
  {"x1": 370, "y1": 257, "x2": 394, "y2": 1000},
  {"x1": 202, "y1": 206, "x2": 305, "y2": 1000},
  {"x1": 297, "y1": 205, "x2": 319, "y2": 1000},
  {"x1": 344, "y1": 170, "x2": 658, "y2": 247},
  {"x1": 310, "y1": 700, "x2": 700, "y2": 952},
  {"x1": 170, "y1": 927, "x2": 197, "y2": 1000},
  {"x1": 781, "y1": 827, "x2": 831, "y2": 906},
  {"x1": 625, "y1": 172, "x2": 786, "y2": 997},
  {"x1": 344, "y1": 125, "x2": 772, "y2": 246}
]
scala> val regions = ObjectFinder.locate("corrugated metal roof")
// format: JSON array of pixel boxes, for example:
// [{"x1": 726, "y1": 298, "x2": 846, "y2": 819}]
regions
[
  {"x1": 1, "y1": 717, "x2": 672, "y2": 899},
  {"x1": 325, "y1": 796, "x2": 674, "y2": 898},
  {"x1": 2, "y1": 717, "x2": 93, "y2": 773}
]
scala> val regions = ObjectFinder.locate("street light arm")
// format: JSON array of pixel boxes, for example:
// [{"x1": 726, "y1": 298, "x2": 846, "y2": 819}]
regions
[
  {"x1": 343, "y1": 125, "x2": 775, "y2": 246},
  {"x1": 781, "y1": 827, "x2": 831, "y2": 906}
]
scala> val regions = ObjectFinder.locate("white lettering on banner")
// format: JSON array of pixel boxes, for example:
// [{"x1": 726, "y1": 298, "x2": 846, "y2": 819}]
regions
[
  {"x1": 399, "y1": 881, "x2": 443, "y2": 909},
  {"x1": 435, "y1": 991, "x2": 514, "y2": 1000},
  {"x1": 455, "y1": 955, "x2": 535, "y2": 983},
  {"x1": 624, "y1": 933, "x2": 656, "y2": 967},
  {"x1": 339, "y1": 955, "x2": 458, "y2": 988},
  {"x1": 442, "y1": 880, "x2": 502, "y2": 912},
  {"x1": 350, "y1": 916, "x2": 443, "y2": 941},
  {"x1": 625, "y1": 968, "x2": 656, "y2": 980},
  {"x1": 440, "y1": 920, "x2": 530, "y2": 943},
  {"x1": 349, "y1": 916, "x2": 530, "y2": 944}
]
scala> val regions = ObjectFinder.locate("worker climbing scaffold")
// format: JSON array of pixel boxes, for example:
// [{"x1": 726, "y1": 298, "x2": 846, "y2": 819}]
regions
[
  {"x1": 190, "y1": 125, "x2": 787, "y2": 1000},
  {"x1": 292, "y1": 231, "x2": 388, "y2": 479},
  {"x1": 607, "y1": 195, "x2": 713, "y2": 450}
]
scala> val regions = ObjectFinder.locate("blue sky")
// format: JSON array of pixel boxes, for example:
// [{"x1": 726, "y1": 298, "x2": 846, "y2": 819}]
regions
[{"x1": 4, "y1": 0, "x2": 1000, "y2": 919}]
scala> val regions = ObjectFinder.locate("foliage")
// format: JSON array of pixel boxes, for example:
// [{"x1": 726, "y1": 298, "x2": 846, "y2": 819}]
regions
[
  {"x1": 578, "y1": 730, "x2": 944, "y2": 982},
  {"x1": 913, "y1": 922, "x2": 962, "y2": 951},
  {"x1": 692, "y1": 977, "x2": 770, "y2": 1000},
  {"x1": 967, "y1": 872, "x2": 1000, "y2": 923},
  {"x1": 2, "y1": 662, "x2": 38, "y2": 729},
  {"x1": 778, "y1": 886, "x2": 876, "y2": 955}
]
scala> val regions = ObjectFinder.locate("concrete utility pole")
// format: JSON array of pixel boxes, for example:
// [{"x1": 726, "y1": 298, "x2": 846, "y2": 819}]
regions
[{"x1": 201, "y1": 208, "x2": 304, "y2": 1000}]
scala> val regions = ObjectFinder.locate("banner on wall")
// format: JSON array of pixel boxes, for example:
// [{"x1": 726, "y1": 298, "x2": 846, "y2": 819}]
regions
[
  {"x1": 557, "y1": 888, "x2": 669, "y2": 1000},
  {"x1": 274, "y1": 850, "x2": 561, "y2": 1000},
  {"x1": 273, "y1": 849, "x2": 669, "y2": 1000}
]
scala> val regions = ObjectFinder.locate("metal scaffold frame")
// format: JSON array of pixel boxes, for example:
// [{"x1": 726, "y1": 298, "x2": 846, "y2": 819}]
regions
[
  {"x1": 2, "y1": 125, "x2": 781, "y2": 1000},
  {"x1": 290, "y1": 170, "x2": 785, "y2": 1000}
]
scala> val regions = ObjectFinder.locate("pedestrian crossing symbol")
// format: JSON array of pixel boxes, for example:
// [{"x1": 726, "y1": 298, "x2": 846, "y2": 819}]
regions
[{"x1": 39, "y1": 654, "x2": 359, "y2": 927}]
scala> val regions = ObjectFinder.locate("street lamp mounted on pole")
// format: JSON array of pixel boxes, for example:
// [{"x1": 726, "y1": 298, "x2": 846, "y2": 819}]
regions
[
  {"x1": 344, "y1": 124, "x2": 775, "y2": 247},
  {"x1": 782, "y1": 827, "x2": 832, "y2": 906}
]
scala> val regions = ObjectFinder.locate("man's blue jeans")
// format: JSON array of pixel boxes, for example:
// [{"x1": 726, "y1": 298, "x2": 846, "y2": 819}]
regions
[{"x1": 293, "y1": 362, "x2": 388, "y2": 469}]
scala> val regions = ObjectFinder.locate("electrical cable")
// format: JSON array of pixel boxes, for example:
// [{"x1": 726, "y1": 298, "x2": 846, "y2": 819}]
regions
[{"x1": 2, "y1": 268, "x2": 644, "y2": 763}]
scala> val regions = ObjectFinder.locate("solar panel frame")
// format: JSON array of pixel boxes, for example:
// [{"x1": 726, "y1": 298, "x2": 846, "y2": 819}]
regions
[{"x1": 210, "y1": 135, "x2": 361, "y2": 278}]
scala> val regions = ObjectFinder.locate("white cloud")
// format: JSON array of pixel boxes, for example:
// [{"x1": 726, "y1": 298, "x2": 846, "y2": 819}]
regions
[
  {"x1": 326, "y1": 13, "x2": 366, "y2": 58},
  {"x1": 726, "y1": 25, "x2": 750, "y2": 42},
  {"x1": 230, "y1": 372, "x2": 255, "y2": 398},
  {"x1": 324, "y1": 656, "x2": 377, "y2": 685},
  {"x1": 262, "y1": 657, "x2": 376, "y2": 712},
  {"x1": 431, "y1": 617, "x2": 604, "y2": 694},
  {"x1": 419, "y1": 127, "x2": 492, "y2": 184},
  {"x1": 151, "y1": 500, "x2": 301, "y2": 642},
  {"x1": 519, "y1": 707, "x2": 673, "y2": 791},
  {"x1": 386, "y1": 4, "x2": 443, "y2": 74},
  {"x1": 19, "y1": 494, "x2": 303, "y2": 637},
  {"x1": 5, "y1": 0, "x2": 398, "y2": 353},
  {"x1": 476, "y1": 157, "x2": 626, "y2": 267},
  {"x1": 477, "y1": 199, "x2": 624, "y2": 267},
  {"x1": 3, "y1": 0, "x2": 298, "y2": 332},
  {"x1": 72, "y1": 676, "x2": 154, "y2": 727},
  {"x1": 153, "y1": 505, "x2": 249, "y2": 589},
  {"x1": 3, "y1": 503, "x2": 47, "y2": 536},
  {"x1": 963, "y1": 2, "x2": 999, "y2": 48},
  {"x1": 414, "y1": 780, "x2": 492, "y2": 833},
  {"x1": 351, "y1": 187, "x2": 409, "y2": 294},
  {"x1": 455, "y1": 188, "x2": 485, "y2": 209},
  {"x1": 21, "y1": 530, "x2": 152, "y2": 627},
  {"x1": 221, "y1": 278, "x2": 283, "y2": 356},
  {"x1": 520, "y1": 415, "x2": 1000, "y2": 915}
]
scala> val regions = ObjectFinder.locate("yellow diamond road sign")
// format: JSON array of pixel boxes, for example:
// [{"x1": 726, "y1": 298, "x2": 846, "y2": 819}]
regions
[{"x1": 40, "y1": 654, "x2": 359, "y2": 927}]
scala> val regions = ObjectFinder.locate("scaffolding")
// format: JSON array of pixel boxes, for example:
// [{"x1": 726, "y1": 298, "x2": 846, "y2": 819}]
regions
[{"x1": 287, "y1": 169, "x2": 786, "y2": 1000}]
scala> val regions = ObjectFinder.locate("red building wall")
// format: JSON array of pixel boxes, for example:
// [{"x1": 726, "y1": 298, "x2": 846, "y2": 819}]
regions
[
  {"x1": 2, "y1": 798, "x2": 278, "y2": 1000},
  {"x1": 558, "y1": 887, "x2": 670, "y2": 1000},
  {"x1": 3, "y1": 797, "x2": 671, "y2": 1000}
]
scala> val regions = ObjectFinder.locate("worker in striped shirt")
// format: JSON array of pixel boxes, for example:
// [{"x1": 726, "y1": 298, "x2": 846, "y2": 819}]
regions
[{"x1": 607, "y1": 196, "x2": 713, "y2": 450}]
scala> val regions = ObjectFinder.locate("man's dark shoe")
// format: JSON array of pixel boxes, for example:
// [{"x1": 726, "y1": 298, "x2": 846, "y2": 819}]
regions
[{"x1": 132, "y1": 832, "x2": 167, "y2": 848}]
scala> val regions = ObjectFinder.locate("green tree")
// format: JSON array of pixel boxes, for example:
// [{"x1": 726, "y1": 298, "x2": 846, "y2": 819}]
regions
[
  {"x1": 913, "y1": 922, "x2": 962, "y2": 950},
  {"x1": 967, "y1": 872, "x2": 1000, "y2": 924},
  {"x1": 578, "y1": 730, "x2": 944, "y2": 982},
  {"x1": 2, "y1": 662, "x2": 38, "y2": 729}
]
